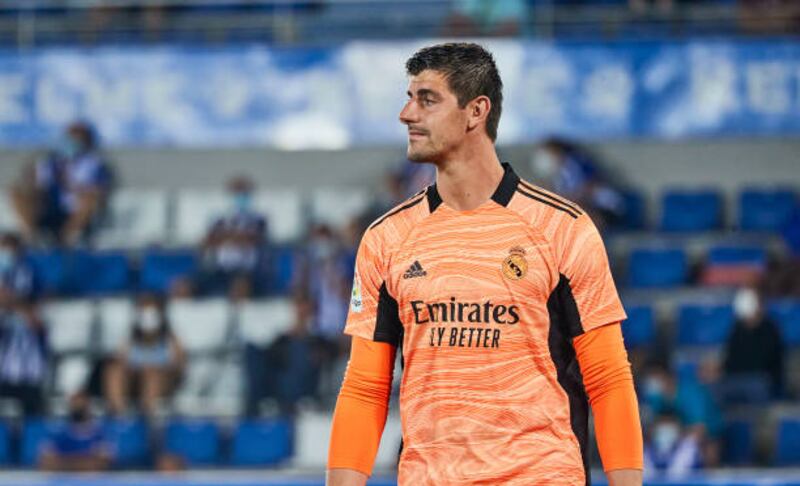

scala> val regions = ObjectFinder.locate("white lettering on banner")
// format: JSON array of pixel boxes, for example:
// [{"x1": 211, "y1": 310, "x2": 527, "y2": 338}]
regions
[
  {"x1": 582, "y1": 65, "x2": 633, "y2": 121},
  {"x1": 142, "y1": 74, "x2": 202, "y2": 140},
  {"x1": 35, "y1": 77, "x2": 78, "y2": 125},
  {"x1": 209, "y1": 72, "x2": 251, "y2": 120},
  {"x1": 746, "y1": 62, "x2": 791, "y2": 115},
  {"x1": 522, "y1": 63, "x2": 572, "y2": 121},
  {"x1": 0, "y1": 74, "x2": 28, "y2": 123},
  {"x1": 689, "y1": 53, "x2": 738, "y2": 125},
  {"x1": 84, "y1": 78, "x2": 136, "y2": 122}
]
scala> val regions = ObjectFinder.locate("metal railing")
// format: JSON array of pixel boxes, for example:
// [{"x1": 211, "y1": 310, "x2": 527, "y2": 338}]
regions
[{"x1": 0, "y1": 0, "x2": 796, "y2": 50}]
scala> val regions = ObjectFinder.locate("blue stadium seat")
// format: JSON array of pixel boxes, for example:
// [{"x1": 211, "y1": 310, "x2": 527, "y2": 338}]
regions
[
  {"x1": 739, "y1": 188, "x2": 796, "y2": 232},
  {"x1": 677, "y1": 303, "x2": 734, "y2": 347},
  {"x1": 266, "y1": 246, "x2": 296, "y2": 295},
  {"x1": 27, "y1": 250, "x2": 68, "y2": 294},
  {"x1": 0, "y1": 421, "x2": 10, "y2": 465},
  {"x1": 628, "y1": 248, "x2": 687, "y2": 288},
  {"x1": 618, "y1": 189, "x2": 646, "y2": 230},
  {"x1": 768, "y1": 299, "x2": 800, "y2": 346},
  {"x1": 661, "y1": 190, "x2": 722, "y2": 232},
  {"x1": 707, "y1": 245, "x2": 766, "y2": 266},
  {"x1": 20, "y1": 419, "x2": 58, "y2": 466},
  {"x1": 230, "y1": 419, "x2": 292, "y2": 466},
  {"x1": 722, "y1": 420, "x2": 753, "y2": 466},
  {"x1": 776, "y1": 418, "x2": 800, "y2": 465},
  {"x1": 104, "y1": 417, "x2": 149, "y2": 467},
  {"x1": 164, "y1": 419, "x2": 220, "y2": 466},
  {"x1": 140, "y1": 250, "x2": 197, "y2": 293},
  {"x1": 71, "y1": 251, "x2": 131, "y2": 296},
  {"x1": 622, "y1": 305, "x2": 655, "y2": 348}
]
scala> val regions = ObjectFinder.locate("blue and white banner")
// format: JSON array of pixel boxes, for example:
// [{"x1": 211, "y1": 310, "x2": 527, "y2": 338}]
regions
[{"x1": 0, "y1": 39, "x2": 798, "y2": 148}]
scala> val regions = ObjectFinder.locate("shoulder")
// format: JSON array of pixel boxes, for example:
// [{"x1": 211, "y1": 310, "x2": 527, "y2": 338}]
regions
[
  {"x1": 363, "y1": 188, "x2": 431, "y2": 244},
  {"x1": 510, "y1": 177, "x2": 585, "y2": 222}
]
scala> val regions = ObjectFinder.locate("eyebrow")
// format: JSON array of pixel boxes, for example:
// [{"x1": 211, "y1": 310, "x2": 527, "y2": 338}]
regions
[{"x1": 407, "y1": 88, "x2": 440, "y2": 99}]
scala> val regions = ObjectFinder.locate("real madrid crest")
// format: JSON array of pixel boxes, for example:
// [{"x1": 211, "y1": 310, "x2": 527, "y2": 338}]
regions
[{"x1": 502, "y1": 246, "x2": 528, "y2": 280}]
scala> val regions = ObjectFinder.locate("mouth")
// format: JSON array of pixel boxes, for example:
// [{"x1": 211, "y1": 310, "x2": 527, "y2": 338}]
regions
[{"x1": 408, "y1": 130, "x2": 427, "y2": 140}]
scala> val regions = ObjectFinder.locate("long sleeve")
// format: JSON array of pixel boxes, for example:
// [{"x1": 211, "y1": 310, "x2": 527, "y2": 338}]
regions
[
  {"x1": 573, "y1": 323, "x2": 643, "y2": 472},
  {"x1": 327, "y1": 336, "x2": 396, "y2": 475}
]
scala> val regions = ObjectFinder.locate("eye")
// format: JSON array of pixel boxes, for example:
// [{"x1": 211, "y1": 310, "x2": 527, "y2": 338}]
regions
[{"x1": 421, "y1": 98, "x2": 435, "y2": 107}]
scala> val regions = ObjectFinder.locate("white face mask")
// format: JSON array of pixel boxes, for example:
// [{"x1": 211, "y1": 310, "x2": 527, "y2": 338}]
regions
[
  {"x1": 138, "y1": 307, "x2": 161, "y2": 333},
  {"x1": 653, "y1": 422, "x2": 680, "y2": 454},
  {"x1": 530, "y1": 150, "x2": 559, "y2": 179},
  {"x1": 734, "y1": 288, "x2": 759, "y2": 321}
]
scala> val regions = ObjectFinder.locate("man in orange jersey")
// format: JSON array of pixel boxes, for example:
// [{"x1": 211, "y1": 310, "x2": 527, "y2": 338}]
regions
[{"x1": 327, "y1": 43, "x2": 643, "y2": 486}]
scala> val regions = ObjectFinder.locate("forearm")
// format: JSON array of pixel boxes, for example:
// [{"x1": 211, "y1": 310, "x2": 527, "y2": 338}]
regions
[
  {"x1": 607, "y1": 468, "x2": 643, "y2": 486},
  {"x1": 327, "y1": 336, "x2": 395, "y2": 477},
  {"x1": 326, "y1": 468, "x2": 368, "y2": 486}
]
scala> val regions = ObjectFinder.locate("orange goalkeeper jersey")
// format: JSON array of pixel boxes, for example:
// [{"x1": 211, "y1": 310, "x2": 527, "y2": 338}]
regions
[{"x1": 345, "y1": 163, "x2": 627, "y2": 485}]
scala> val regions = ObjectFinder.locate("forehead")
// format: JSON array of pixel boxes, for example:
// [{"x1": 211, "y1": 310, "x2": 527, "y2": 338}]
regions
[{"x1": 407, "y1": 69, "x2": 452, "y2": 95}]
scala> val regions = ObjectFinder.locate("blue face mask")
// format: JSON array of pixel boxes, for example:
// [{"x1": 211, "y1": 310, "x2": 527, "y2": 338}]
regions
[
  {"x1": 233, "y1": 192, "x2": 252, "y2": 212},
  {"x1": 58, "y1": 136, "x2": 83, "y2": 159}
]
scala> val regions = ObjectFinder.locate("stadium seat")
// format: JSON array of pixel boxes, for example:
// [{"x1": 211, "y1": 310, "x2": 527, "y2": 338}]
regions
[
  {"x1": 265, "y1": 246, "x2": 296, "y2": 295},
  {"x1": 739, "y1": 188, "x2": 796, "y2": 232},
  {"x1": 230, "y1": 419, "x2": 292, "y2": 466},
  {"x1": 776, "y1": 418, "x2": 800, "y2": 465},
  {"x1": 104, "y1": 417, "x2": 149, "y2": 467},
  {"x1": 661, "y1": 190, "x2": 722, "y2": 232},
  {"x1": 173, "y1": 357, "x2": 225, "y2": 415},
  {"x1": 621, "y1": 305, "x2": 655, "y2": 348},
  {"x1": 0, "y1": 421, "x2": 10, "y2": 465},
  {"x1": 96, "y1": 298, "x2": 135, "y2": 354},
  {"x1": 28, "y1": 249, "x2": 69, "y2": 294},
  {"x1": 95, "y1": 189, "x2": 169, "y2": 249},
  {"x1": 236, "y1": 298, "x2": 294, "y2": 347},
  {"x1": 53, "y1": 356, "x2": 91, "y2": 396},
  {"x1": 722, "y1": 420, "x2": 753, "y2": 466},
  {"x1": 701, "y1": 245, "x2": 767, "y2": 287},
  {"x1": 164, "y1": 419, "x2": 220, "y2": 466},
  {"x1": 0, "y1": 191, "x2": 20, "y2": 233},
  {"x1": 168, "y1": 299, "x2": 230, "y2": 353},
  {"x1": 42, "y1": 300, "x2": 95, "y2": 354},
  {"x1": 310, "y1": 188, "x2": 373, "y2": 229},
  {"x1": 677, "y1": 303, "x2": 734, "y2": 347},
  {"x1": 140, "y1": 249, "x2": 197, "y2": 293},
  {"x1": 253, "y1": 190, "x2": 303, "y2": 243},
  {"x1": 174, "y1": 190, "x2": 230, "y2": 246},
  {"x1": 618, "y1": 189, "x2": 646, "y2": 230},
  {"x1": 627, "y1": 247, "x2": 687, "y2": 288},
  {"x1": 20, "y1": 419, "x2": 58, "y2": 466},
  {"x1": 767, "y1": 299, "x2": 800, "y2": 346},
  {"x1": 70, "y1": 250, "x2": 131, "y2": 296}
]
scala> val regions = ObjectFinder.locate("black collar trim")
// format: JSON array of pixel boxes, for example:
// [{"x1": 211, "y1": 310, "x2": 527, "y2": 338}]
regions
[{"x1": 425, "y1": 162, "x2": 519, "y2": 213}]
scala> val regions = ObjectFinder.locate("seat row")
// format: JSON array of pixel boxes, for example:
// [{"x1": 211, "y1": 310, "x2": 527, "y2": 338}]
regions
[{"x1": 0, "y1": 417, "x2": 292, "y2": 468}]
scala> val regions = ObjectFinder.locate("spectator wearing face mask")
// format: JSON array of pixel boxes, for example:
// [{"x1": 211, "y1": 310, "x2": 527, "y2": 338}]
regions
[
  {"x1": 38, "y1": 392, "x2": 114, "y2": 471},
  {"x1": 194, "y1": 176, "x2": 268, "y2": 300},
  {"x1": 104, "y1": 294, "x2": 185, "y2": 417},
  {"x1": 0, "y1": 232, "x2": 36, "y2": 304},
  {"x1": 722, "y1": 286, "x2": 785, "y2": 401},
  {"x1": 0, "y1": 296, "x2": 48, "y2": 417},
  {"x1": 10, "y1": 121, "x2": 113, "y2": 246},
  {"x1": 644, "y1": 410, "x2": 702, "y2": 478}
]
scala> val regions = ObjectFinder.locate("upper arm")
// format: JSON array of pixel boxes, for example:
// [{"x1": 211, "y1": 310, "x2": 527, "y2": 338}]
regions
[
  {"x1": 556, "y1": 213, "x2": 626, "y2": 336},
  {"x1": 345, "y1": 230, "x2": 402, "y2": 346}
]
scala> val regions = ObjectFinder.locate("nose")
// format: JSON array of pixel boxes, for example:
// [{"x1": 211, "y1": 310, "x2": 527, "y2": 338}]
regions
[{"x1": 399, "y1": 99, "x2": 418, "y2": 126}]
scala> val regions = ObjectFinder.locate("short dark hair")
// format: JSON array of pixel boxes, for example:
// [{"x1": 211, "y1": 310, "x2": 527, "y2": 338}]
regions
[{"x1": 406, "y1": 43, "x2": 503, "y2": 141}]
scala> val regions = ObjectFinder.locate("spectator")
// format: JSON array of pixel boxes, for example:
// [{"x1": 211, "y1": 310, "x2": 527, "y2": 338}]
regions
[
  {"x1": 263, "y1": 293, "x2": 330, "y2": 416},
  {"x1": 302, "y1": 224, "x2": 350, "y2": 342},
  {"x1": 738, "y1": 0, "x2": 800, "y2": 35},
  {"x1": 443, "y1": 0, "x2": 528, "y2": 37},
  {"x1": 0, "y1": 232, "x2": 36, "y2": 303},
  {"x1": 194, "y1": 176, "x2": 268, "y2": 300},
  {"x1": 644, "y1": 409, "x2": 703, "y2": 478},
  {"x1": 10, "y1": 121, "x2": 113, "y2": 246},
  {"x1": 38, "y1": 392, "x2": 113, "y2": 472},
  {"x1": 722, "y1": 286, "x2": 785, "y2": 401},
  {"x1": 629, "y1": 0, "x2": 674, "y2": 16},
  {"x1": 529, "y1": 137, "x2": 626, "y2": 229},
  {"x1": 104, "y1": 294, "x2": 185, "y2": 417},
  {"x1": 0, "y1": 296, "x2": 48, "y2": 417}
]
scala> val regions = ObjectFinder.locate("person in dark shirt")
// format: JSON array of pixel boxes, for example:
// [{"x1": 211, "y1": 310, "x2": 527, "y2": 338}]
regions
[
  {"x1": 0, "y1": 296, "x2": 48, "y2": 417},
  {"x1": 38, "y1": 392, "x2": 113, "y2": 471},
  {"x1": 723, "y1": 287, "x2": 785, "y2": 400},
  {"x1": 10, "y1": 121, "x2": 113, "y2": 246},
  {"x1": 0, "y1": 232, "x2": 36, "y2": 303}
]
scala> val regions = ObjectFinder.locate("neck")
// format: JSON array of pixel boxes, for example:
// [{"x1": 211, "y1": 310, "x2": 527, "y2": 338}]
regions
[{"x1": 434, "y1": 137, "x2": 503, "y2": 211}]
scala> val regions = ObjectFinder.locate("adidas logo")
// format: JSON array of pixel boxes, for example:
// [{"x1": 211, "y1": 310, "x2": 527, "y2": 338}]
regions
[{"x1": 403, "y1": 260, "x2": 427, "y2": 279}]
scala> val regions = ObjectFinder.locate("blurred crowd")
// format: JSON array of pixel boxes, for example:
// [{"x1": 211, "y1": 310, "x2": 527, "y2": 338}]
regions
[{"x1": 2, "y1": 120, "x2": 800, "y2": 474}]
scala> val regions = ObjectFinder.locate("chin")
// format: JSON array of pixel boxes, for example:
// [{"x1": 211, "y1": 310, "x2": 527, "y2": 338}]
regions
[{"x1": 407, "y1": 147, "x2": 439, "y2": 163}]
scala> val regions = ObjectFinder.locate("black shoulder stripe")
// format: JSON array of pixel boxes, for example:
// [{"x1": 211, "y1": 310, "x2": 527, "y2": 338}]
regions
[
  {"x1": 369, "y1": 194, "x2": 426, "y2": 230},
  {"x1": 518, "y1": 180, "x2": 583, "y2": 214},
  {"x1": 516, "y1": 188, "x2": 579, "y2": 219}
]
